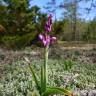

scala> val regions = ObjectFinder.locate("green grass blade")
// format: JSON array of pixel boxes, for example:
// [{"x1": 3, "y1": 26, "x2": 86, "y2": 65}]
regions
[
  {"x1": 24, "y1": 57, "x2": 41, "y2": 94},
  {"x1": 28, "y1": 62, "x2": 40, "y2": 91}
]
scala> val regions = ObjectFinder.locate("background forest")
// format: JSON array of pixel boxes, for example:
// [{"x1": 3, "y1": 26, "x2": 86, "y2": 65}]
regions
[{"x1": 0, "y1": 0, "x2": 96, "y2": 49}]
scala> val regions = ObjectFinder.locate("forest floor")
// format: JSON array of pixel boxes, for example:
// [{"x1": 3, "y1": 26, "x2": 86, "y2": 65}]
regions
[
  {"x1": 0, "y1": 42, "x2": 96, "y2": 95},
  {"x1": 0, "y1": 43, "x2": 96, "y2": 76},
  {"x1": 0, "y1": 42, "x2": 96, "y2": 62}
]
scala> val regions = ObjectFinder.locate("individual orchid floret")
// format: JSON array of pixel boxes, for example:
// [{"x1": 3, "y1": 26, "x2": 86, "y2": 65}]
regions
[
  {"x1": 39, "y1": 34, "x2": 56, "y2": 46},
  {"x1": 45, "y1": 23, "x2": 52, "y2": 33},
  {"x1": 48, "y1": 14, "x2": 52, "y2": 25},
  {"x1": 39, "y1": 34, "x2": 50, "y2": 46},
  {"x1": 39, "y1": 34, "x2": 44, "y2": 40}
]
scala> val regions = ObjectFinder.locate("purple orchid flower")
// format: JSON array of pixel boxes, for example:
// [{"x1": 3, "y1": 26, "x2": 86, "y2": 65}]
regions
[
  {"x1": 39, "y1": 14, "x2": 57, "y2": 47},
  {"x1": 39, "y1": 34, "x2": 56, "y2": 46}
]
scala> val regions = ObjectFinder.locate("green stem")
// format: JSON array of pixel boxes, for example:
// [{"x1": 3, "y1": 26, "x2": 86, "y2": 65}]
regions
[
  {"x1": 41, "y1": 45, "x2": 49, "y2": 94},
  {"x1": 44, "y1": 45, "x2": 49, "y2": 90}
]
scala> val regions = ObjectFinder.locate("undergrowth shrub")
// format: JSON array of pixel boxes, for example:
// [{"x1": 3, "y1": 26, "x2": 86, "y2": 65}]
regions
[{"x1": 1, "y1": 32, "x2": 37, "y2": 49}]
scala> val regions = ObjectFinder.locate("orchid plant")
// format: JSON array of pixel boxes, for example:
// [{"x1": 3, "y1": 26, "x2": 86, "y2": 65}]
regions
[{"x1": 25, "y1": 14, "x2": 72, "y2": 96}]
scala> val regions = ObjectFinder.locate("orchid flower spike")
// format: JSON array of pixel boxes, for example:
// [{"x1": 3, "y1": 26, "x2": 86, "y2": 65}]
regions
[{"x1": 39, "y1": 14, "x2": 57, "y2": 47}]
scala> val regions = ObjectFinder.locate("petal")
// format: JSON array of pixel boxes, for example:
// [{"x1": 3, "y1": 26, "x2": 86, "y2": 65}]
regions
[
  {"x1": 51, "y1": 37, "x2": 57, "y2": 41},
  {"x1": 50, "y1": 36, "x2": 57, "y2": 44},
  {"x1": 42, "y1": 35, "x2": 51, "y2": 46},
  {"x1": 43, "y1": 39, "x2": 47, "y2": 46},
  {"x1": 39, "y1": 34, "x2": 44, "y2": 40},
  {"x1": 47, "y1": 38, "x2": 50, "y2": 43}
]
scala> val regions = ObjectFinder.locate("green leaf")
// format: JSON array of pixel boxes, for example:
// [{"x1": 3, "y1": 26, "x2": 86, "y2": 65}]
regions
[
  {"x1": 28, "y1": 62, "x2": 40, "y2": 91},
  {"x1": 42, "y1": 87, "x2": 72, "y2": 96}
]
